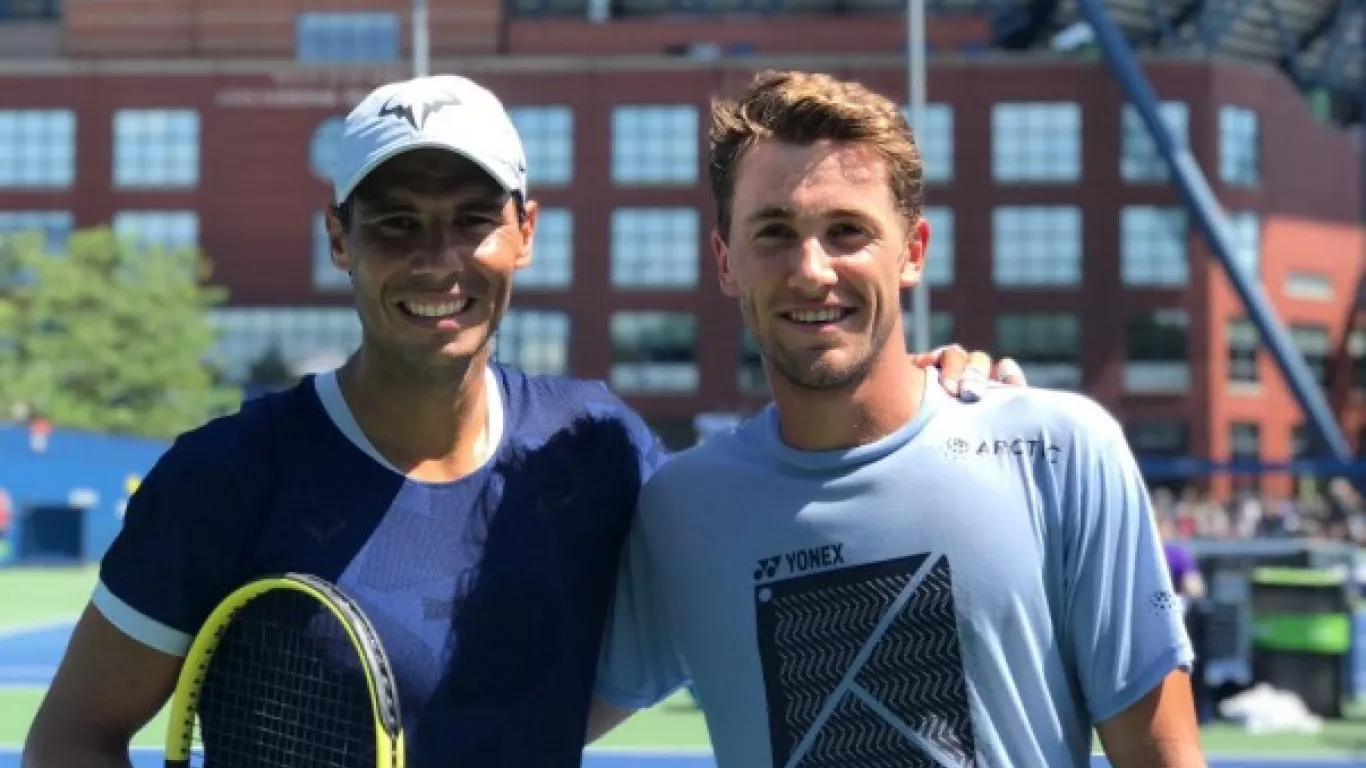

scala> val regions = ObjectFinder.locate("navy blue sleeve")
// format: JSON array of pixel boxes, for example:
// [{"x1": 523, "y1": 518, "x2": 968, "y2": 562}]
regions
[
  {"x1": 582, "y1": 381, "x2": 672, "y2": 482},
  {"x1": 93, "y1": 415, "x2": 272, "y2": 656},
  {"x1": 580, "y1": 382, "x2": 687, "y2": 708}
]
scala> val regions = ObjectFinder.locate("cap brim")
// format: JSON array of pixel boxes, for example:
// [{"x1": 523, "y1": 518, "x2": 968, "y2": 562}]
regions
[{"x1": 336, "y1": 139, "x2": 521, "y2": 203}]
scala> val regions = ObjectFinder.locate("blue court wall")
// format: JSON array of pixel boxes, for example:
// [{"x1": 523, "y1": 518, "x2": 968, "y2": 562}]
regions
[{"x1": 0, "y1": 424, "x2": 168, "y2": 564}]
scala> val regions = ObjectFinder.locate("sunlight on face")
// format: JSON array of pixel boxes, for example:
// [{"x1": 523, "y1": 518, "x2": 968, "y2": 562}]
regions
[
  {"x1": 327, "y1": 149, "x2": 537, "y2": 387},
  {"x1": 714, "y1": 139, "x2": 926, "y2": 392}
]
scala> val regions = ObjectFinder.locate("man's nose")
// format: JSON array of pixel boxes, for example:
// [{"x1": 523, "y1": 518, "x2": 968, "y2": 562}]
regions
[{"x1": 789, "y1": 237, "x2": 837, "y2": 291}]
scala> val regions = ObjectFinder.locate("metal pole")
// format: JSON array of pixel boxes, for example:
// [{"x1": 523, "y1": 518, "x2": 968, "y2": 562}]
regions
[
  {"x1": 1074, "y1": 0, "x2": 1354, "y2": 466},
  {"x1": 412, "y1": 0, "x2": 430, "y2": 78},
  {"x1": 907, "y1": 0, "x2": 931, "y2": 352}
]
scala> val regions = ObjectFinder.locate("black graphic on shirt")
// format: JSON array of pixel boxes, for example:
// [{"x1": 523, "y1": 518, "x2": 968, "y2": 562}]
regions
[{"x1": 754, "y1": 552, "x2": 978, "y2": 767}]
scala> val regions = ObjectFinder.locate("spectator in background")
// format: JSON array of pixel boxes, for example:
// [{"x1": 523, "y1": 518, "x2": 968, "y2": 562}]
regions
[
  {"x1": 28, "y1": 413, "x2": 51, "y2": 454},
  {"x1": 1158, "y1": 515, "x2": 1205, "y2": 608}
]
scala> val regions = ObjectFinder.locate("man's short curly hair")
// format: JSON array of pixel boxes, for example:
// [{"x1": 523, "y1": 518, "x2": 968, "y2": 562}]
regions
[{"x1": 708, "y1": 69, "x2": 924, "y2": 239}]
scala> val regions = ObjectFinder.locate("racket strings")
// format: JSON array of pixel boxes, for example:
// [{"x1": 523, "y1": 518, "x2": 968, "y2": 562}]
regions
[{"x1": 191, "y1": 591, "x2": 379, "y2": 767}]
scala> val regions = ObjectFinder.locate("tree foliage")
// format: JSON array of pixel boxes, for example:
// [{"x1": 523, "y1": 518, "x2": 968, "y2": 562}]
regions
[{"x1": 0, "y1": 227, "x2": 241, "y2": 439}]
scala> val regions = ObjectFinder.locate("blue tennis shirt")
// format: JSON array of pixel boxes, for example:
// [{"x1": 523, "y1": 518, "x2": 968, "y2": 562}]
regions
[
  {"x1": 96, "y1": 363, "x2": 667, "y2": 766},
  {"x1": 597, "y1": 369, "x2": 1194, "y2": 767}
]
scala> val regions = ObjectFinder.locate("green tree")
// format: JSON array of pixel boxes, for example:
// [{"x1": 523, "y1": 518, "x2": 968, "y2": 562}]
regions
[
  {"x1": 0, "y1": 226, "x2": 241, "y2": 439},
  {"x1": 247, "y1": 341, "x2": 299, "y2": 390}
]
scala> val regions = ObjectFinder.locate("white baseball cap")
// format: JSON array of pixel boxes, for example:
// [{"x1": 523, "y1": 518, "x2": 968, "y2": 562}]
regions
[{"x1": 331, "y1": 74, "x2": 528, "y2": 204}]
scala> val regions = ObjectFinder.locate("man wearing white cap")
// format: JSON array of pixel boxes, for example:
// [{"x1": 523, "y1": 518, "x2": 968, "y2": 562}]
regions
[{"x1": 24, "y1": 74, "x2": 1021, "y2": 766}]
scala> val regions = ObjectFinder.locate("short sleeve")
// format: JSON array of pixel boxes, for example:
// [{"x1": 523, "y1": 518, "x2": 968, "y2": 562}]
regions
[
  {"x1": 584, "y1": 381, "x2": 672, "y2": 483},
  {"x1": 593, "y1": 516, "x2": 689, "y2": 710},
  {"x1": 1063, "y1": 417, "x2": 1195, "y2": 724},
  {"x1": 94, "y1": 421, "x2": 269, "y2": 656}
]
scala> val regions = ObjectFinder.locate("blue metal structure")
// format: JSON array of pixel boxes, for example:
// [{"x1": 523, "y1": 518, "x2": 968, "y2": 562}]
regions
[
  {"x1": 509, "y1": 0, "x2": 1364, "y2": 122},
  {"x1": 996, "y1": 0, "x2": 1365, "y2": 120},
  {"x1": 1074, "y1": 0, "x2": 1357, "y2": 468}
]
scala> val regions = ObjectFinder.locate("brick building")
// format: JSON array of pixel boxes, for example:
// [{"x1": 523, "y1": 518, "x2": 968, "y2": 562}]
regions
[{"x1": 0, "y1": 0, "x2": 1363, "y2": 496}]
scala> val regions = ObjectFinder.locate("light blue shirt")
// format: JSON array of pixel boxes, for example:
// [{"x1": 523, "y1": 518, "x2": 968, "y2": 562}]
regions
[{"x1": 595, "y1": 370, "x2": 1194, "y2": 768}]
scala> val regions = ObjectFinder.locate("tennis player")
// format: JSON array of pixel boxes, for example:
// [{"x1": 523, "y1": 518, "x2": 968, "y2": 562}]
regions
[
  {"x1": 594, "y1": 70, "x2": 1206, "y2": 768},
  {"x1": 23, "y1": 74, "x2": 1021, "y2": 767}
]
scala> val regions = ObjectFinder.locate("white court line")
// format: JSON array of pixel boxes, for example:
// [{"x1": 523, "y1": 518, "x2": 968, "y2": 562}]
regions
[
  {"x1": 0, "y1": 745, "x2": 1359, "y2": 765},
  {"x1": 0, "y1": 744, "x2": 719, "y2": 756},
  {"x1": 0, "y1": 619, "x2": 75, "y2": 640}
]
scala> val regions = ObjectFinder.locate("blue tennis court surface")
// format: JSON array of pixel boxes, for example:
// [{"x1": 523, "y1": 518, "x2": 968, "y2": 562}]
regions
[{"x1": 2, "y1": 622, "x2": 1364, "y2": 767}]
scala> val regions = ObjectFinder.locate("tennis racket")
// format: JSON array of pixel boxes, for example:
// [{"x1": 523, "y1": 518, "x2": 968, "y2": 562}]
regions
[{"x1": 164, "y1": 572, "x2": 405, "y2": 768}]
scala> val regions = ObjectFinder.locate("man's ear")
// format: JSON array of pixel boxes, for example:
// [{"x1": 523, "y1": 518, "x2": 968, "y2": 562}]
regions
[
  {"x1": 326, "y1": 206, "x2": 351, "y2": 273},
  {"x1": 900, "y1": 215, "x2": 929, "y2": 288},
  {"x1": 712, "y1": 228, "x2": 739, "y2": 298},
  {"x1": 515, "y1": 198, "x2": 539, "y2": 271}
]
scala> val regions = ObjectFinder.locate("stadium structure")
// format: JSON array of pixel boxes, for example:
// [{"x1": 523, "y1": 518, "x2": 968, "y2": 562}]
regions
[{"x1": 0, "y1": 0, "x2": 1363, "y2": 499}]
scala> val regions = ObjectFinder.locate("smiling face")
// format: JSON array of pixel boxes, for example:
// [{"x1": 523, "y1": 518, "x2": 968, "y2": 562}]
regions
[
  {"x1": 326, "y1": 148, "x2": 536, "y2": 387},
  {"x1": 713, "y1": 138, "x2": 926, "y2": 392}
]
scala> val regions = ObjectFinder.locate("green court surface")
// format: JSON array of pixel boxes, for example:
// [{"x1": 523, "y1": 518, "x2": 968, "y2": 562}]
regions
[{"x1": 1, "y1": 564, "x2": 1362, "y2": 758}]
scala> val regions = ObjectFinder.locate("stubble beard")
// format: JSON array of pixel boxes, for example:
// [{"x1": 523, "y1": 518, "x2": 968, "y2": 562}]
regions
[{"x1": 743, "y1": 297, "x2": 895, "y2": 393}]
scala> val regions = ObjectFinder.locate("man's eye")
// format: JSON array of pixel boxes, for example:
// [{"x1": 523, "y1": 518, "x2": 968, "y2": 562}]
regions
[
  {"x1": 830, "y1": 223, "x2": 867, "y2": 239},
  {"x1": 455, "y1": 215, "x2": 500, "y2": 229},
  {"x1": 376, "y1": 217, "x2": 419, "y2": 236}
]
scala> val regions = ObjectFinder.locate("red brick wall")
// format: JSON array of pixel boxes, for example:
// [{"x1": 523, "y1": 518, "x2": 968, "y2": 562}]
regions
[
  {"x1": 0, "y1": 56, "x2": 1360, "y2": 448},
  {"x1": 61, "y1": 0, "x2": 501, "y2": 57}
]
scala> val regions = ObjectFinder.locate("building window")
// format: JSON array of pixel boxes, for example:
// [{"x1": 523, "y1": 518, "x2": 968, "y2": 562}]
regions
[
  {"x1": 517, "y1": 208, "x2": 572, "y2": 290},
  {"x1": 309, "y1": 117, "x2": 345, "y2": 183},
  {"x1": 610, "y1": 311, "x2": 698, "y2": 394},
  {"x1": 1124, "y1": 309, "x2": 1189, "y2": 392},
  {"x1": 1219, "y1": 105, "x2": 1259, "y2": 186},
  {"x1": 991, "y1": 102, "x2": 1081, "y2": 183},
  {"x1": 209, "y1": 307, "x2": 363, "y2": 384},
  {"x1": 1226, "y1": 211, "x2": 1260, "y2": 278},
  {"x1": 992, "y1": 206, "x2": 1082, "y2": 287},
  {"x1": 995, "y1": 313, "x2": 1081, "y2": 389},
  {"x1": 114, "y1": 110, "x2": 199, "y2": 190},
  {"x1": 0, "y1": 210, "x2": 74, "y2": 252},
  {"x1": 1348, "y1": 329, "x2": 1366, "y2": 391},
  {"x1": 901, "y1": 103, "x2": 953, "y2": 182},
  {"x1": 1121, "y1": 206, "x2": 1187, "y2": 287},
  {"x1": 611, "y1": 105, "x2": 698, "y2": 186},
  {"x1": 312, "y1": 212, "x2": 349, "y2": 292},
  {"x1": 296, "y1": 11, "x2": 400, "y2": 63},
  {"x1": 902, "y1": 311, "x2": 954, "y2": 351},
  {"x1": 494, "y1": 310, "x2": 570, "y2": 375},
  {"x1": 1290, "y1": 324, "x2": 1331, "y2": 389},
  {"x1": 1284, "y1": 271, "x2": 1332, "y2": 302},
  {"x1": 1227, "y1": 319, "x2": 1259, "y2": 385},
  {"x1": 1120, "y1": 101, "x2": 1188, "y2": 182},
  {"x1": 922, "y1": 206, "x2": 953, "y2": 287},
  {"x1": 1126, "y1": 421, "x2": 1189, "y2": 457},
  {"x1": 0, "y1": 109, "x2": 75, "y2": 189},
  {"x1": 113, "y1": 211, "x2": 199, "y2": 253},
  {"x1": 610, "y1": 208, "x2": 699, "y2": 289},
  {"x1": 738, "y1": 329, "x2": 766, "y2": 396},
  {"x1": 1230, "y1": 421, "x2": 1261, "y2": 492},
  {"x1": 508, "y1": 106, "x2": 573, "y2": 187}
]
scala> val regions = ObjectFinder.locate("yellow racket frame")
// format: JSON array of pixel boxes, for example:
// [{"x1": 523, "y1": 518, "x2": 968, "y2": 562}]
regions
[{"x1": 163, "y1": 573, "x2": 406, "y2": 768}]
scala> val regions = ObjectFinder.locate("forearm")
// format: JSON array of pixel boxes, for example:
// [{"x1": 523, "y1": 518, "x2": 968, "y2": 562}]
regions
[
  {"x1": 21, "y1": 734, "x2": 135, "y2": 768},
  {"x1": 1102, "y1": 738, "x2": 1208, "y2": 768},
  {"x1": 1096, "y1": 672, "x2": 1207, "y2": 768}
]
